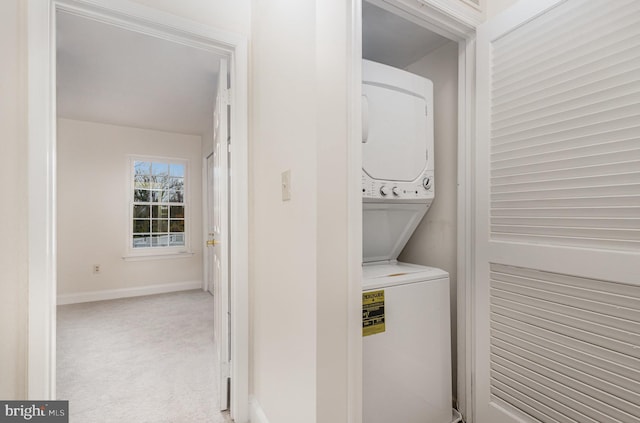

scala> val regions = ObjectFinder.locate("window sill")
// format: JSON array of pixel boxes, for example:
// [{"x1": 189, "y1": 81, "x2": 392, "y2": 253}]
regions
[{"x1": 122, "y1": 251, "x2": 195, "y2": 262}]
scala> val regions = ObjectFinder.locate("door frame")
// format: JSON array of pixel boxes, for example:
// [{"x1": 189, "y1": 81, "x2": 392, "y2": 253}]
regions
[
  {"x1": 348, "y1": 1, "x2": 479, "y2": 421},
  {"x1": 27, "y1": 1, "x2": 250, "y2": 422}
]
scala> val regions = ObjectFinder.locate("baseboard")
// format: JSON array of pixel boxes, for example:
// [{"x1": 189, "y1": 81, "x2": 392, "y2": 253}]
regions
[
  {"x1": 57, "y1": 280, "x2": 203, "y2": 305},
  {"x1": 249, "y1": 396, "x2": 270, "y2": 423}
]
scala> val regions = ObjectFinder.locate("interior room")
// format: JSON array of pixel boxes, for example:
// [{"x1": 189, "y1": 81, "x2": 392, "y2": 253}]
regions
[{"x1": 55, "y1": 10, "x2": 228, "y2": 422}]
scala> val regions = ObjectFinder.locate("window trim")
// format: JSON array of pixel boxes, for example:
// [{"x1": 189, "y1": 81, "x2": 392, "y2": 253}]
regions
[{"x1": 124, "y1": 155, "x2": 192, "y2": 259}]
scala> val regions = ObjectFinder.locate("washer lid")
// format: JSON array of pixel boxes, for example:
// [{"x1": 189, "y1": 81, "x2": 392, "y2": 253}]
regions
[{"x1": 363, "y1": 261, "x2": 449, "y2": 290}]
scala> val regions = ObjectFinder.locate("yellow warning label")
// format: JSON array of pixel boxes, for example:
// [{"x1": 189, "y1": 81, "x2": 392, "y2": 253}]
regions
[{"x1": 363, "y1": 290, "x2": 385, "y2": 337}]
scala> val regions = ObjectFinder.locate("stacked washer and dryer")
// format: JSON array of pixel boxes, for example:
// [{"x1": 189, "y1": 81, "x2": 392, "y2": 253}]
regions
[{"x1": 362, "y1": 59, "x2": 454, "y2": 423}]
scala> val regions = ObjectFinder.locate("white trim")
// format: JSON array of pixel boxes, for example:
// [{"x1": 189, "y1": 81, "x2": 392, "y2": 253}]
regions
[
  {"x1": 350, "y1": 1, "x2": 477, "y2": 422},
  {"x1": 228, "y1": 37, "x2": 250, "y2": 423},
  {"x1": 28, "y1": 2, "x2": 250, "y2": 421},
  {"x1": 57, "y1": 280, "x2": 202, "y2": 305},
  {"x1": 27, "y1": 0, "x2": 57, "y2": 400},
  {"x1": 457, "y1": 35, "x2": 476, "y2": 423},
  {"x1": 367, "y1": 0, "x2": 480, "y2": 41},
  {"x1": 249, "y1": 396, "x2": 270, "y2": 423},
  {"x1": 347, "y1": 2, "x2": 363, "y2": 423},
  {"x1": 55, "y1": 0, "x2": 243, "y2": 54},
  {"x1": 122, "y1": 252, "x2": 195, "y2": 261}
]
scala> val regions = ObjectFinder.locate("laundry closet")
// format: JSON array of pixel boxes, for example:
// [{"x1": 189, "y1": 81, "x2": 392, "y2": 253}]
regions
[{"x1": 361, "y1": 1, "x2": 462, "y2": 422}]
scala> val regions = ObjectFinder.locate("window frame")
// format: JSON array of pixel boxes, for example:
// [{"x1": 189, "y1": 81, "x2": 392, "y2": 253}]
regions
[{"x1": 124, "y1": 155, "x2": 192, "y2": 259}]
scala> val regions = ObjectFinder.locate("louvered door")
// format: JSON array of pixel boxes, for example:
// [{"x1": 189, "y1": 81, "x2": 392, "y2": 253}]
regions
[{"x1": 475, "y1": 1, "x2": 640, "y2": 422}]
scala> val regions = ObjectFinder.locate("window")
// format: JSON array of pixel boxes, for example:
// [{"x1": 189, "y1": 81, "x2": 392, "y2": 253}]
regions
[{"x1": 130, "y1": 158, "x2": 187, "y2": 253}]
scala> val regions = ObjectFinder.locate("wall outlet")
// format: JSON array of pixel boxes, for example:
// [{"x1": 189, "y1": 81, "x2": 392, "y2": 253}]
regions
[{"x1": 93, "y1": 264, "x2": 101, "y2": 274}]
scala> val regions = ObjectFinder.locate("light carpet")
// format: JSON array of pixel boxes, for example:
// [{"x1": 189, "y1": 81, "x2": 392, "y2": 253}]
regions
[{"x1": 57, "y1": 289, "x2": 231, "y2": 423}]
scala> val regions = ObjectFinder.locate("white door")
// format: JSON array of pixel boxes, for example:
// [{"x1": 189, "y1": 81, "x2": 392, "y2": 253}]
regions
[
  {"x1": 475, "y1": 1, "x2": 640, "y2": 422},
  {"x1": 207, "y1": 57, "x2": 231, "y2": 411}
]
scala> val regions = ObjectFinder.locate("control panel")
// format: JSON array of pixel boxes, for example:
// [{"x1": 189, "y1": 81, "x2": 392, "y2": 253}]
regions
[{"x1": 362, "y1": 170, "x2": 434, "y2": 201}]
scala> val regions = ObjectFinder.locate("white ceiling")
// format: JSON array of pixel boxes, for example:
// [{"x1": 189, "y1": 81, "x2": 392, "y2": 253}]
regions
[
  {"x1": 57, "y1": 5, "x2": 448, "y2": 135},
  {"x1": 56, "y1": 11, "x2": 224, "y2": 136},
  {"x1": 363, "y1": 2, "x2": 451, "y2": 68}
]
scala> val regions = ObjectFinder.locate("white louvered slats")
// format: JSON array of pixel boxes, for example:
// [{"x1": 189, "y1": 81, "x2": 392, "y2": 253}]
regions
[
  {"x1": 489, "y1": 0, "x2": 640, "y2": 251},
  {"x1": 490, "y1": 263, "x2": 640, "y2": 423},
  {"x1": 477, "y1": 1, "x2": 640, "y2": 423}
]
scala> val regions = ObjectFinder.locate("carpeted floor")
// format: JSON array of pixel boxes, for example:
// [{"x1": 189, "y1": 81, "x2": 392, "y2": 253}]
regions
[{"x1": 57, "y1": 290, "x2": 232, "y2": 423}]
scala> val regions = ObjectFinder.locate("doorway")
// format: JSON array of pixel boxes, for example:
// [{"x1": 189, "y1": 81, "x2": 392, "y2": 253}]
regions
[
  {"x1": 362, "y1": 1, "x2": 461, "y2": 411},
  {"x1": 27, "y1": 1, "x2": 249, "y2": 421},
  {"x1": 55, "y1": 9, "x2": 225, "y2": 420},
  {"x1": 351, "y1": 0, "x2": 478, "y2": 420}
]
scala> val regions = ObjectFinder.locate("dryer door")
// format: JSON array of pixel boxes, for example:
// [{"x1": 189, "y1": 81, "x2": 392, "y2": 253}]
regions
[{"x1": 362, "y1": 82, "x2": 430, "y2": 182}]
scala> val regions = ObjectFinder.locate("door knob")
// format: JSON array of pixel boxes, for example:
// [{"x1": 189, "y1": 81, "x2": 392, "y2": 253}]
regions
[{"x1": 206, "y1": 239, "x2": 218, "y2": 246}]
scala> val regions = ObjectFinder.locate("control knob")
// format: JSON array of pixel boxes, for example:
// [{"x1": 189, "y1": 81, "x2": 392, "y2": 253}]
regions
[
  {"x1": 422, "y1": 177, "x2": 432, "y2": 190},
  {"x1": 392, "y1": 187, "x2": 401, "y2": 196},
  {"x1": 379, "y1": 186, "x2": 389, "y2": 196}
]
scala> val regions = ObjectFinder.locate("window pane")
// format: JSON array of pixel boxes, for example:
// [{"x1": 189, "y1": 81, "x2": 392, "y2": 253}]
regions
[
  {"x1": 169, "y1": 233, "x2": 185, "y2": 246},
  {"x1": 161, "y1": 190, "x2": 171, "y2": 203},
  {"x1": 169, "y1": 190, "x2": 184, "y2": 203},
  {"x1": 135, "y1": 174, "x2": 152, "y2": 189},
  {"x1": 133, "y1": 219, "x2": 150, "y2": 233},
  {"x1": 151, "y1": 190, "x2": 163, "y2": 202},
  {"x1": 167, "y1": 177, "x2": 184, "y2": 191},
  {"x1": 133, "y1": 205, "x2": 150, "y2": 218},
  {"x1": 152, "y1": 205, "x2": 169, "y2": 218},
  {"x1": 154, "y1": 175, "x2": 168, "y2": 190},
  {"x1": 170, "y1": 163, "x2": 185, "y2": 177},
  {"x1": 151, "y1": 162, "x2": 169, "y2": 176},
  {"x1": 152, "y1": 234, "x2": 169, "y2": 247},
  {"x1": 134, "y1": 189, "x2": 150, "y2": 202},
  {"x1": 170, "y1": 206, "x2": 184, "y2": 218},
  {"x1": 152, "y1": 219, "x2": 168, "y2": 233},
  {"x1": 170, "y1": 220, "x2": 184, "y2": 233},
  {"x1": 133, "y1": 235, "x2": 151, "y2": 248},
  {"x1": 134, "y1": 161, "x2": 151, "y2": 175}
]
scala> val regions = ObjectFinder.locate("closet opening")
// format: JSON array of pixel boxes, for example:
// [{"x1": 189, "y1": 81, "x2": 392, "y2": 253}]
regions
[{"x1": 359, "y1": 1, "x2": 472, "y2": 421}]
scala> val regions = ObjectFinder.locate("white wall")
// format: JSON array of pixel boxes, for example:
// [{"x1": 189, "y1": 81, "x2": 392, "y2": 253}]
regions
[
  {"x1": 250, "y1": 1, "x2": 317, "y2": 421},
  {"x1": 399, "y1": 40, "x2": 459, "y2": 401},
  {"x1": 0, "y1": 0, "x2": 27, "y2": 400},
  {"x1": 57, "y1": 119, "x2": 203, "y2": 297},
  {"x1": 250, "y1": 1, "x2": 352, "y2": 422},
  {"x1": 485, "y1": 0, "x2": 518, "y2": 18},
  {"x1": 129, "y1": 0, "x2": 250, "y2": 36},
  {"x1": 315, "y1": 1, "x2": 352, "y2": 421}
]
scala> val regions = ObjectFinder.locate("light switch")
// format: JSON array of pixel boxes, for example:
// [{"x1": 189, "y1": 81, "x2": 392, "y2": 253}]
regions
[{"x1": 281, "y1": 169, "x2": 291, "y2": 201}]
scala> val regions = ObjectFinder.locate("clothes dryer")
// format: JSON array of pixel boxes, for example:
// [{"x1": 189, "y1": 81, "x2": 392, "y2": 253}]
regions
[{"x1": 362, "y1": 59, "x2": 435, "y2": 264}]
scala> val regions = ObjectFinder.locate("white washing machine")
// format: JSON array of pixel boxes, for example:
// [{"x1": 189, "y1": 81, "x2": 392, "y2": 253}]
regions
[
  {"x1": 363, "y1": 263, "x2": 452, "y2": 423},
  {"x1": 362, "y1": 59, "x2": 454, "y2": 423}
]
